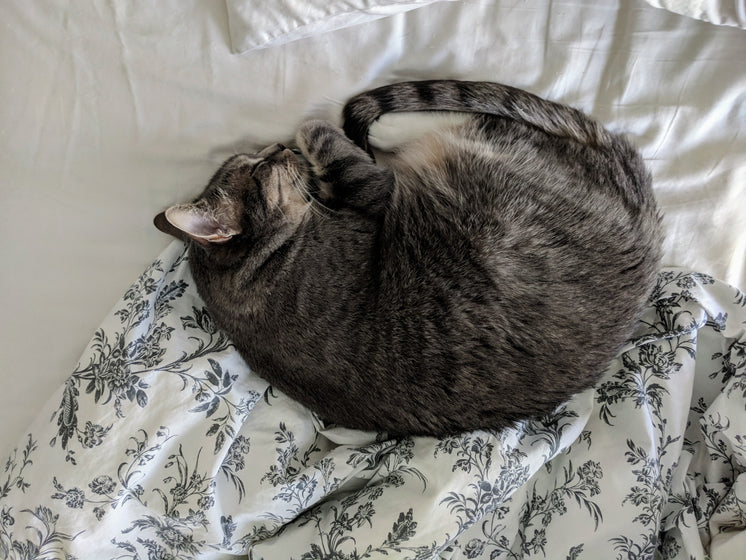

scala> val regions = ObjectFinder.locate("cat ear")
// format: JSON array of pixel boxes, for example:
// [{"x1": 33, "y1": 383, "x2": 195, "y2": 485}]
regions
[
  {"x1": 154, "y1": 210, "x2": 188, "y2": 242},
  {"x1": 157, "y1": 204, "x2": 240, "y2": 244}
]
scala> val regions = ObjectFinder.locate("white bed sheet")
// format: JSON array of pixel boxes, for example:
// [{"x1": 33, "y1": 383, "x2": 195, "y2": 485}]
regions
[
  {"x1": 1, "y1": 0, "x2": 745, "y2": 470},
  {"x1": 1, "y1": 245, "x2": 744, "y2": 558}
]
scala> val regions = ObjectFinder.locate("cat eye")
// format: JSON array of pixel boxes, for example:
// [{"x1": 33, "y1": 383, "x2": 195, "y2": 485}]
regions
[
  {"x1": 249, "y1": 160, "x2": 269, "y2": 176},
  {"x1": 228, "y1": 157, "x2": 265, "y2": 178}
]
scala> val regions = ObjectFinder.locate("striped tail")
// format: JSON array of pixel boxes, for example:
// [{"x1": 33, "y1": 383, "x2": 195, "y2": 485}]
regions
[{"x1": 342, "y1": 80, "x2": 614, "y2": 152}]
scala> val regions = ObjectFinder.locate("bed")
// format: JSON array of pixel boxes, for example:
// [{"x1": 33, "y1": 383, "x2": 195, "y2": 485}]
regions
[{"x1": 1, "y1": 1, "x2": 745, "y2": 558}]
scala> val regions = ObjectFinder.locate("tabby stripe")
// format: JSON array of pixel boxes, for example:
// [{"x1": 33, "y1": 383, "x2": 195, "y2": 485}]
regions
[
  {"x1": 414, "y1": 81, "x2": 436, "y2": 105},
  {"x1": 308, "y1": 126, "x2": 334, "y2": 154},
  {"x1": 319, "y1": 155, "x2": 366, "y2": 183}
]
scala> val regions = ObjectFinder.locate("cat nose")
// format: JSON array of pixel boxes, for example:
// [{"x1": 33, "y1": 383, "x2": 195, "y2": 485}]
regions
[
  {"x1": 269, "y1": 145, "x2": 297, "y2": 163},
  {"x1": 270, "y1": 143, "x2": 289, "y2": 158}
]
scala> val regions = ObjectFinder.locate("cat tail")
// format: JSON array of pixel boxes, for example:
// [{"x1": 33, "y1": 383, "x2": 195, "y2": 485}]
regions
[{"x1": 342, "y1": 80, "x2": 616, "y2": 152}]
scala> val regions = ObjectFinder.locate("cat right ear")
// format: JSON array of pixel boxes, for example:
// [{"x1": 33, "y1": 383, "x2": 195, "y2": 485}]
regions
[
  {"x1": 154, "y1": 204, "x2": 240, "y2": 245},
  {"x1": 154, "y1": 210, "x2": 189, "y2": 242}
]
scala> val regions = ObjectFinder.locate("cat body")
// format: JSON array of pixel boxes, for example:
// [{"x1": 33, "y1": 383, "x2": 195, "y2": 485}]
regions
[{"x1": 155, "y1": 80, "x2": 662, "y2": 436}]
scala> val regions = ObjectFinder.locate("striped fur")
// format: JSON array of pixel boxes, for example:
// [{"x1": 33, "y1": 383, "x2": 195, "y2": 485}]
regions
[{"x1": 155, "y1": 80, "x2": 663, "y2": 436}]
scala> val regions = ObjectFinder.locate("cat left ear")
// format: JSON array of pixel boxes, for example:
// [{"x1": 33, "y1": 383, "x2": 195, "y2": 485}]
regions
[{"x1": 154, "y1": 204, "x2": 240, "y2": 245}]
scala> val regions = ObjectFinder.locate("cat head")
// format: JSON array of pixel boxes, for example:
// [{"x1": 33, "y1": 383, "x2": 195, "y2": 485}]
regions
[{"x1": 155, "y1": 143, "x2": 310, "y2": 246}]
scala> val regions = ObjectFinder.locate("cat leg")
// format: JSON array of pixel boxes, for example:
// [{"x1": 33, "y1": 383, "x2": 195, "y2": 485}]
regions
[
  {"x1": 368, "y1": 111, "x2": 471, "y2": 151},
  {"x1": 296, "y1": 120, "x2": 393, "y2": 212}
]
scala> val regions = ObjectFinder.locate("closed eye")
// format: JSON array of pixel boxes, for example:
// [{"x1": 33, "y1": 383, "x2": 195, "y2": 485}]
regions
[
  {"x1": 250, "y1": 160, "x2": 268, "y2": 176},
  {"x1": 230, "y1": 159, "x2": 266, "y2": 179}
]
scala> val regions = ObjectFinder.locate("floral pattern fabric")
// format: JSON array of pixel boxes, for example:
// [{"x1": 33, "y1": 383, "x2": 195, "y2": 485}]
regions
[{"x1": 1, "y1": 241, "x2": 745, "y2": 560}]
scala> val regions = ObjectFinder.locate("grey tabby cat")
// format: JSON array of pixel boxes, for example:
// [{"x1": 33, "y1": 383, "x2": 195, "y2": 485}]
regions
[{"x1": 155, "y1": 80, "x2": 662, "y2": 437}]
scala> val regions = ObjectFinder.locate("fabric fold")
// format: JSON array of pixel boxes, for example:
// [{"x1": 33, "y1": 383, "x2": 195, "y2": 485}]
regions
[{"x1": 1, "y1": 243, "x2": 744, "y2": 559}]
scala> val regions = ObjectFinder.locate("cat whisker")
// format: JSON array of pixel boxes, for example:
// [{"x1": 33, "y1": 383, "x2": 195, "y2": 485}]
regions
[{"x1": 287, "y1": 165, "x2": 334, "y2": 219}]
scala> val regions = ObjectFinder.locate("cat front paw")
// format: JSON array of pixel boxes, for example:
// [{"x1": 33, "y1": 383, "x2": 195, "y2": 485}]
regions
[
  {"x1": 296, "y1": 119, "x2": 337, "y2": 158},
  {"x1": 296, "y1": 119, "x2": 354, "y2": 178}
]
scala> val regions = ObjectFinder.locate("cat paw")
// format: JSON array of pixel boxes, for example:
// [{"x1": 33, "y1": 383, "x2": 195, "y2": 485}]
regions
[
  {"x1": 296, "y1": 119, "x2": 360, "y2": 175},
  {"x1": 296, "y1": 120, "x2": 340, "y2": 157}
]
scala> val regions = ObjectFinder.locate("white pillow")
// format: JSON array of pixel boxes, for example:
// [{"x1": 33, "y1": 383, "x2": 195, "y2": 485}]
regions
[
  {"x1": 643, "y1": 0, "x2": 746, "y2": 29},
  {"x1": 225, "y1": 0, "x2": 450, "y2": 54}
]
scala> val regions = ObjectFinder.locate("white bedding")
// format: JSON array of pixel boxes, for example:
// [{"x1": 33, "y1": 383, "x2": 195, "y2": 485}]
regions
[
  {"x1": 1, "y1": 0, "x2": 745, "y2": 556},
  {"x1": 644, "y1": 0, "x2": 746, "y2": 28},
  {"x1": 1, "y1": 244, "x2": 744, "y2": 558},
  {"x1": 224, "y1": 0, "x2": 455, "y2": 53}
]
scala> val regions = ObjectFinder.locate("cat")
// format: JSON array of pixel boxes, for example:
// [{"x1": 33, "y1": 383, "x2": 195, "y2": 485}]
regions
[{"x1": 155, "y1": 80, "x2": 662, "y2": 437}]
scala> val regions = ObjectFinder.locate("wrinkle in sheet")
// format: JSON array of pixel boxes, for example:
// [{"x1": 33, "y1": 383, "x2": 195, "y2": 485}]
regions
[
  {"x1": 26, "y1": 10, "x2": 70, "y2": 168},
  {"x1": 1, "y1": 249, "x2": 742, "y2": 558},
  {"x1": 566, "y1": 27, "x2": 608, "y2": 113},
  {"x1": 62, "y1": 49, "x2": 88, "y2": 188},
  {"x1": 719, "y1": 168, "x2": 746, "y2": 288},
  {"x1": 363, "y1": 14, "x2": 405, "y2": 85},
  {"x1": 109, "y1": 2, "x2": 144, "y2": 140},
  {"x1": 542, "y1": 0, "x2": 553, "y2": 68},
  {"x1": 649, "y1": 68, "x2": 697, "y2": 161},
  {"x1": 596, "y1": 3, "x2": 638, "y2": 115}
]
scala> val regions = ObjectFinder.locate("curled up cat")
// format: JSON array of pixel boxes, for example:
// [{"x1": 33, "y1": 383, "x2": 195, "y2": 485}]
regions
[{"x1": 155, "y1": 80, "x2": 663, "y2": 437}]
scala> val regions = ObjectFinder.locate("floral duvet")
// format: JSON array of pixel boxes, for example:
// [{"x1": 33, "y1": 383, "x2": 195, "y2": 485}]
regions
[{"x1": 2, "y1": 241, "x2": 745, "y2": 560}]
